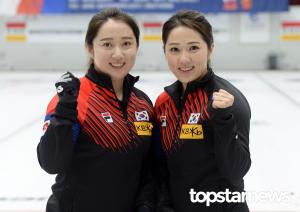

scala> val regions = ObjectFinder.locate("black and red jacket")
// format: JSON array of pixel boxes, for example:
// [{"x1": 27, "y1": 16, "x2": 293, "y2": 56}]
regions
[
  {"x1": 154, "y1": 69, "x2": 251, "y2": 212},
  {"x1": 37, "y1": 65, "x2": 155, "y2": 212}
]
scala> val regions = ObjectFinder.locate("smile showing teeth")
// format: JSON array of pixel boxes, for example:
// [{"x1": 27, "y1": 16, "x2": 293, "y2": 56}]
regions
[
  {"x1": 179, "y1": 66, "x2": 194, "y2": 72},
  {"x1": 110, "y1": 63, "x2": 125, "y2": 68}
]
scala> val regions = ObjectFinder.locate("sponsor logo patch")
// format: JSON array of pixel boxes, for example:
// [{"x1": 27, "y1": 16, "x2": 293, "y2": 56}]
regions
[
  {"x1": 134, "y1": 122, "x2": 153, "y2": 136},
  {"x1": 179, "y1": 124, "x2": 204, "y2": 139},
  {"x1": 101, "y1": 112, "x2": 113, "y2": 123},
  {"x1": 160, "y1": 115, "x2": 167, "y2": 127}
]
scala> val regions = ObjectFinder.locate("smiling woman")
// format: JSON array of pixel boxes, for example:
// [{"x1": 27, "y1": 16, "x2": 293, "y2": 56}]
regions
[
  {"x1": 36, "y1": 8, "x2": 155, "y2": 212},
  {"x1": 86, "y1": 19, "x2": 138, "y2": 99},
  {"x1": 154, "y1": 10, "x2": 252, "y2": 212},
  {"x1": 84, "y1": 8, "x2": 140, "y2": 100},
  {"x1": 164, "y1": 25, "x2": 213, "y2": 91}
]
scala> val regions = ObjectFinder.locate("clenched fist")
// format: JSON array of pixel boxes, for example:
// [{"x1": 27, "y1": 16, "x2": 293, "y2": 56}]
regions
[
  {"x1": 53, "y1": 72, "x2": 80, "y2": 121},
  {"x1": 55, "y1": 72, "x2": 80, "y2": 106},
  {"x1": 212, "y1": 89, "x2": 234, "y2": 109}
]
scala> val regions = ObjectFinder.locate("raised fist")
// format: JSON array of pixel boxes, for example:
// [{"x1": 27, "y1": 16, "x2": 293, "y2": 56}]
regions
[
  {"x1": 55, "y1": 72, "x2": 80, "y2": 105},
  {"x1": 212, "y1": 89, "x2": 234, "y2": 109}
]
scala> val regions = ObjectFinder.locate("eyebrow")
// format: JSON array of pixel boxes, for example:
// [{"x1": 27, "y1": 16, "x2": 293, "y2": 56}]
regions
[
  {"x1": 188, "y1": 41, "x2": 201, "y2": 45},
  {"x1": 100, "y1": 37, "x2": 134, "y2": 41},
  {"x1": 122, "y1": 37, "x2": 134, "y2": 40},
  {"x1": 100, "y1": 38, "x2": 113, "y2": 41},
  {"x1": 167, "y1": 41, "x2": 201, "y2": 46}
]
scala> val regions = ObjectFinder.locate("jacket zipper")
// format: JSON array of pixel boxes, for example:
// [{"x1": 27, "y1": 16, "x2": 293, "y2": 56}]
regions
[
  {"x1": 174, "y1": 114, "x2": 182, "y2": 143},
  {"x1": 111, "y1": 89, "x2": 134, "y2": 142},
  {"x1": 122, "y1": 108, "x2": 134, "y2": 142},
  {"x1": 174, "y1": 92, "x2": 187, "y2": 143}
]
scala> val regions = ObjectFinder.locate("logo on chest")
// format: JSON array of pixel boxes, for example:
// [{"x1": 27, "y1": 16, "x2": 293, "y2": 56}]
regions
[
  {"x1": 180, "y1": 112, "x2": 204, "y2": 139},
  {"x1": 101, "y1": 112, "x2": 113, "y2": 123},
  {"x1": 187, "y1": 113, "x2": 201, "y2": 124},
  {"x1": 134, "y1": 122, "x2": 153, "y2": 136},
  {"x1": 160, "y1": 115, "x2": 167, "y2": 127},
  {"x1": 180, "y1": 124, "x2": 203, "y2": 139},
  {"x1": 134, "y1": 110, "x2": 152, "y2": 136},
  {"x1": 135, "y1": 110, "x2": 149, "y2": 121}
]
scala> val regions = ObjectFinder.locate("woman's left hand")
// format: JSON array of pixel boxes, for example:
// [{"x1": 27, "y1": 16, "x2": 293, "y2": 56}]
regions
[{"x1": 212, "y1": 89, "x2": 234, "y2": 109}]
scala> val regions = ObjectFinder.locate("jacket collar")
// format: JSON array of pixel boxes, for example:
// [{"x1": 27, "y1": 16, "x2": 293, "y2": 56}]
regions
[
  {"x1": 165, "y1": 68, "x2": 214, "y2": 94},
  {"x1": 164, "y1": 68, "x2": 215, "y2": 109},
  {"x1": 86, "y1": 63, "x2": 139, "y2": 90},
  {"x1": 85, "y1": 64, "x2": 139, "y2": 109}
]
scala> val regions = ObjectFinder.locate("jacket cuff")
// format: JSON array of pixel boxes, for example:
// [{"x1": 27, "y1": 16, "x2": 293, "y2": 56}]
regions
[
  {"x1": 54, "y1": 102, "x2": 77, "y2": 122},
  {"x1": 156, "y1": 205, "x2": 175, "y2": 212},
  {"x1": 137, "y1": 205, "x2": 152, "y2": 212},
  {"x1": 208, "y1": 102, "x2": 233, "y2": 123}
]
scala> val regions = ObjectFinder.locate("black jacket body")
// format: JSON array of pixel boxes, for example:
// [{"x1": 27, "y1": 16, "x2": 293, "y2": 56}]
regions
[
  {"x1": 154, "y1": 69, "x2": 251, "y2": 212},
  {"x1": 37, "y1": 65, "x2": 155, "y2": 212}
]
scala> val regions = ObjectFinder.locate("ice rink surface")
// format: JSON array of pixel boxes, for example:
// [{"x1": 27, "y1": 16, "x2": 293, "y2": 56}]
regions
[{"x1": 0, "y1": 70, "x2": 300, "y2": 212}]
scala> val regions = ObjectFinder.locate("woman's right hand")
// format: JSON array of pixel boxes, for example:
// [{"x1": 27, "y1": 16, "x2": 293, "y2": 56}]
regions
[{"x1": 55, "y1": 72, "x2": 80, "y2": 106}]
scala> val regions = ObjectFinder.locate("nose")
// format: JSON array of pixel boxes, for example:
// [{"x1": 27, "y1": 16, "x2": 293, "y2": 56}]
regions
[
  {"x1": 179, "y1": 51, "x2": 191, "y2": 65},
  {"x1": 112, "y1": 46, "x2": 124, "y2": 60}
]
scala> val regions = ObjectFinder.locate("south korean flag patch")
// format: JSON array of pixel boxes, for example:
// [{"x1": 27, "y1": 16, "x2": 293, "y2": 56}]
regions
[
  {"x1": 187, "y1": 113, "x2": 201, "y2": 124},
  {"x1": 135, "y1": 111, "x2": 149, "y2": 121}
]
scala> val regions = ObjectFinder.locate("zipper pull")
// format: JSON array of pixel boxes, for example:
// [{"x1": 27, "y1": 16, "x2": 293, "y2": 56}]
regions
[
  {"x1": 175, "y1": 114, "x2": 182, "y2": 143},
  {"x1": 177, "y1": 114, "x2": 181, "y2": 123}
]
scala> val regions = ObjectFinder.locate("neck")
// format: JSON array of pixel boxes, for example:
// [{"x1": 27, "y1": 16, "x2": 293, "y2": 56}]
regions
[
  {"x1": 182, "y1": 83, "x2": 187, "y2": 94},
  {"x1": 112, "y1": 78, "x2": 124, "y2": 101},
  {"x1": 183, "y1": 69, "x2": 209, "y2": 92}
]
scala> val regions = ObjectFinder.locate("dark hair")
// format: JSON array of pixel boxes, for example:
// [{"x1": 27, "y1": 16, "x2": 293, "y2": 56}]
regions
[
  {"x1": 85, "y1": 8, "x2": 140, "y2": 65},
  {"x1": 162, "y1": 10, "x2": 214, "y2": 51}
]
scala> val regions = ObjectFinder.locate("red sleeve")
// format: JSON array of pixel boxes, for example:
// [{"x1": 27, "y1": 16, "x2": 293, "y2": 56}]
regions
[
  {"x1": 77, "y1": 77, "x2": 95, "y2": 125},
  {"x1": 44, "y1": 76, "x2": 95, "y2": 124},
  {"x1": 46, "y1": 95, "x2": 59, "y2": 116},
  {"x1": 154, "y1": 91, "x2": 169, "y2": 113}
]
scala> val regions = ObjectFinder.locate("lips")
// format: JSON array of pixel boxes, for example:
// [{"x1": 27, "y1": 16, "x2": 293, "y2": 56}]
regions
[
  {"x1": 179, "y1": 66, "x2": 194, "y2": 72},
  {"x1": 109, "y1": 63, "x2": 125, "y2": 69}
]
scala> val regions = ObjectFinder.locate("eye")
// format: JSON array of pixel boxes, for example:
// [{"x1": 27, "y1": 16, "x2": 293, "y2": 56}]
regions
[
  {"x1": 102, "y1": 42, "x2": 112, "y2": 48},
  {"x1": 123, "y1": 41, "x2": 132, "y2": 47},
  {"x1": 189, "y1": 45, "x2": 199, "y2": 51},
  {"x1": 169, "y1": 47, "x2": 179, "y2": 53}
]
